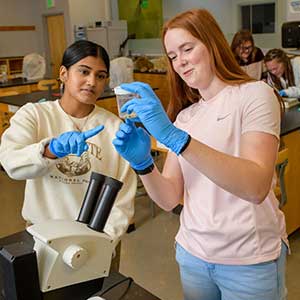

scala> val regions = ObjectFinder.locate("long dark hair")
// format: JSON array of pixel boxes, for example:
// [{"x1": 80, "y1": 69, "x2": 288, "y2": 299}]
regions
[
  {"x1": 264, "y1": 48, "x2": 295, "y2": 90},
  {"x1": 162, "y1": 9, "x2": 254, "y2": 122},
  {"x1": 231, "y1": 29, "x2": 258, "y2": 64},
  {"x1": 62, "y1": 40, "x2": 110, "y2": 72}
]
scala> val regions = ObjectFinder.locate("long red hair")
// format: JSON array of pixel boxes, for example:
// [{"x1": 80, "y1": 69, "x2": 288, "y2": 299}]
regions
[{"x1": 162, "y1": 9, "x2": 254, "y2": 121}]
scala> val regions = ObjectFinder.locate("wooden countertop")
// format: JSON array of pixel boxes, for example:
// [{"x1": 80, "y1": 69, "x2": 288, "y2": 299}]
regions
[{"x1": 0, "y1": 77, "x2": 39, "y2": 88}]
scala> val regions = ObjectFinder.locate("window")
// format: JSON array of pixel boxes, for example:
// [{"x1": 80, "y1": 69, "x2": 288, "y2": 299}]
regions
[{"x1": 241, "y1": 3, "x2": 275, "y2": 34}]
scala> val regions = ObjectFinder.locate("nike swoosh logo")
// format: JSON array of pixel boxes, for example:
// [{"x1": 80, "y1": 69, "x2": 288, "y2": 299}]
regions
[{"x1": 217, "y1": 113, "x2": 231, "y2": 121}]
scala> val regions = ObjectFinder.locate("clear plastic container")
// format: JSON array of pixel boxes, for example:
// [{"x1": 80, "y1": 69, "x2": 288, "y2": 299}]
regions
[{"x1": 114, "y1": 86, "x2": 137, "y2": 119}]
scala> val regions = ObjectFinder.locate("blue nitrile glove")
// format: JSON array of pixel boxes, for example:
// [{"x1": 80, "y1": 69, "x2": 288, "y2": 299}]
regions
[
  {"x1": 279, "y1": 90, "x2": 287, "y2": 97},
  {"x1": 49, "y1": 125, "x2": 104, "y2": 158},
  {"x1": 120, "y1": 82, "x2": 190, "y2": 155},
  {"x1": 112, "y1": 119, "x2": 153, "y2": 171}
]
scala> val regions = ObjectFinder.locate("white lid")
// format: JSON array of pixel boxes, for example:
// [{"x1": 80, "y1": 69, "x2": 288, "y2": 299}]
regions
[{"x1": 114, "y1": 86, "x2": 132, "y2": 95}]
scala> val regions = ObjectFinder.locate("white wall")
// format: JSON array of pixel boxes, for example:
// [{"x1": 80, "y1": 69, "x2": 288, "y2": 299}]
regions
[
  {"x1": 37, "y1": 0, "x2": 72, "y2": 46},
  {"x1": 0, "y1": 1, "x2": 293, "y2": 59},
  {"x1": 36, "y1": 0, "x2": 112, "y2": 76},
  {"x1": 0, "y1": 0, "x2": 112, "y2": 59},
  {"x1": 231, "y1": 0, "x2": 287, "y2": 51},
  {"x1": 163, "y1": 0, "x2": 233, "y2": 34},
  {"x1": 111, "y1": 0, "x2": 119, "y2": 20},
  {"x1": 286, "y1": 0, "x2": 300, "y2": 21},
  {"x1": 35, "y1": 0, "x2": 72, "y2": 77},
  {"x1": 0, "y1": 0, "x2": 41, "y2": 57},
  {"x1": 68, "y1": 0, "x2": 111, "y2": 29}
]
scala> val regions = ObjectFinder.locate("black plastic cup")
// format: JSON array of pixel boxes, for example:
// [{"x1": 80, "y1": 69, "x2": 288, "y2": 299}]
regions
[
  {"x1": 77, "y1": 172, "x2": 106, "y2": 224},
  {"x1": 88, "y1": 176, "x2": 123, "y2": 232}
]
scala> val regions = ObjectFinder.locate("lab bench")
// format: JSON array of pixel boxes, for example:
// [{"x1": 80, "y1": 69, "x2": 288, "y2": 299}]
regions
[{"x1": 0, "y1": 77, "x2": 39, "y2": 95}]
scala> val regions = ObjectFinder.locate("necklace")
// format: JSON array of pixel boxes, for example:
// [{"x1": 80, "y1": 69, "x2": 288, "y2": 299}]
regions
[
  {"x1": 59, "y1": 99, "x2": 94, "y2": 132},
  {"x1": 67, "y1": 114, "x2": 91, "y2": 132}
]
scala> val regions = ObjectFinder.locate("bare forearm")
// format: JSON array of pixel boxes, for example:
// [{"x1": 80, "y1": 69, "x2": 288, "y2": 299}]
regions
[
  {"x1": 139, "y1": 166, "x2": 182, "y2": 211},
  {"x1": 43, "y1": 144, "x2": 57, "y2": 159},
  {"x1": 182, "y1": 138, "x2": 275, "y2": 204}
]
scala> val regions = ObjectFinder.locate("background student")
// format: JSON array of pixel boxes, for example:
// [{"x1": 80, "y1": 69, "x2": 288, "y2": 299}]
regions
[
  {"x1": 264, "y1": 48, "x2": 300, "y2": 98},
  {"x1": 231, "y1": 29, "x2": 265, "y2": 79}
]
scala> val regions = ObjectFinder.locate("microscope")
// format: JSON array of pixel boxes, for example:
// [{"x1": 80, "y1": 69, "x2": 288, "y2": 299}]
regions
[{"x1": 0, "y1": 172, "x2": 123, "y2": 300}]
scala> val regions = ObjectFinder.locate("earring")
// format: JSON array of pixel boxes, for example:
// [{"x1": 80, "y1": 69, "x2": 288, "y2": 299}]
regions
[{"x1": 60, "y1": 82, "x2": 64, "y2": 95}]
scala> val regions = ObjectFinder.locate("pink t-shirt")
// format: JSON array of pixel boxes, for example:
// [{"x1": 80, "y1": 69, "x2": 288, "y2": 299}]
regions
[{"x1": 175, "y1": 81, "x2": 288, "y2": 265}]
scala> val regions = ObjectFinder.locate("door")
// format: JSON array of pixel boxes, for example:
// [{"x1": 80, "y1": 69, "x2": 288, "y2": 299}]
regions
[{"x1": 46, "y1": 14, "x2": 66, "y2": 78}]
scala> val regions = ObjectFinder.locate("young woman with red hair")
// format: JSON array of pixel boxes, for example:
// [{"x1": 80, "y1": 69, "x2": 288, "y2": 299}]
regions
[{"x1": 113, "y1": 9, "x2": 288, "y2": 300}]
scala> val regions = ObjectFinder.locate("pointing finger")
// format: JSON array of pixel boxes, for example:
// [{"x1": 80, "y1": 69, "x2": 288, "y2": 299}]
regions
[{"x1": 82, "y1": 125, "x2": 104, "y2": 140}]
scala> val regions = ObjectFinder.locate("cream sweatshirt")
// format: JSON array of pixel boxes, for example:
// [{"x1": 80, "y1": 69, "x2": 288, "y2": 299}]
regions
[{"x1": 0, "y1": 100, "x2": 137, "y2": 243}]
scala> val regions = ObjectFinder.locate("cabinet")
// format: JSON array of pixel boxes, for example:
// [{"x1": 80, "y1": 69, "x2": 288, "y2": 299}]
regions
[
  {"x1": 96, "y1": 97, "x2": 118, "y2": 116},
  {"x1": 0, "y1": 56, "x2": 23, "y2": 78},
  {"x1": 0, "y1": 110, "x2": 14, "y2": 137},
  {"x1": 280, "y1": 130, "x2": 300, "y2": 235},
  {"x1": 0, "y1": 84, "x2": 37, "y2": 96},
  {"x1": 133, "y1": 72, "x2": 169, "y2": 110},
  {"x1": 0, "y1": 171, "x2": 26, "y2": 238}
]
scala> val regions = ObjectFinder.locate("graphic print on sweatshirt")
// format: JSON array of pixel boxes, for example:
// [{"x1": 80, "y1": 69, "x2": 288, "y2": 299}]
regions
[{"x1": 50, "y1": 142, "x2": 103, "y2": 184}]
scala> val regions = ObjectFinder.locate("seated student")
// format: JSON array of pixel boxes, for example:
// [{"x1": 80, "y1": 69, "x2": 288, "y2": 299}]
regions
[
  {"x1": 0, "y1": 40, "x2": 136, "y2": 246},
  {"x1": 264, "y1": 48, "x2": 300, "y2": 98},
  {"x1": 231, "y1": 29, "x2": 265, "y2": 79}
]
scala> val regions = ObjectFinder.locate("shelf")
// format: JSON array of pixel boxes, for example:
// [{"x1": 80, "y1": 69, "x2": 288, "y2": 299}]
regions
[
  {"x1": 0, "y1": 26, "x2": 35, "y2": 31},
  {"x1": 0, "y1": 57, "x2": 23, "y2": 77}
]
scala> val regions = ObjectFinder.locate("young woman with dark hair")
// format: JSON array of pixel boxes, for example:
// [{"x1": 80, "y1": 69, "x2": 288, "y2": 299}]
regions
[
  {"x1": 0, "y1": 40, "x2": 136, "y2": 244},
  {"x1": 231, "y1": 29, "x2": 265, "y2": 79}
]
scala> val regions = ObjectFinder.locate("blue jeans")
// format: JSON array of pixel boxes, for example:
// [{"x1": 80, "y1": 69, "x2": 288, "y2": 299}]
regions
[{"x1": 175, "y1": 242, "x2": 287, "y2": 300}]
